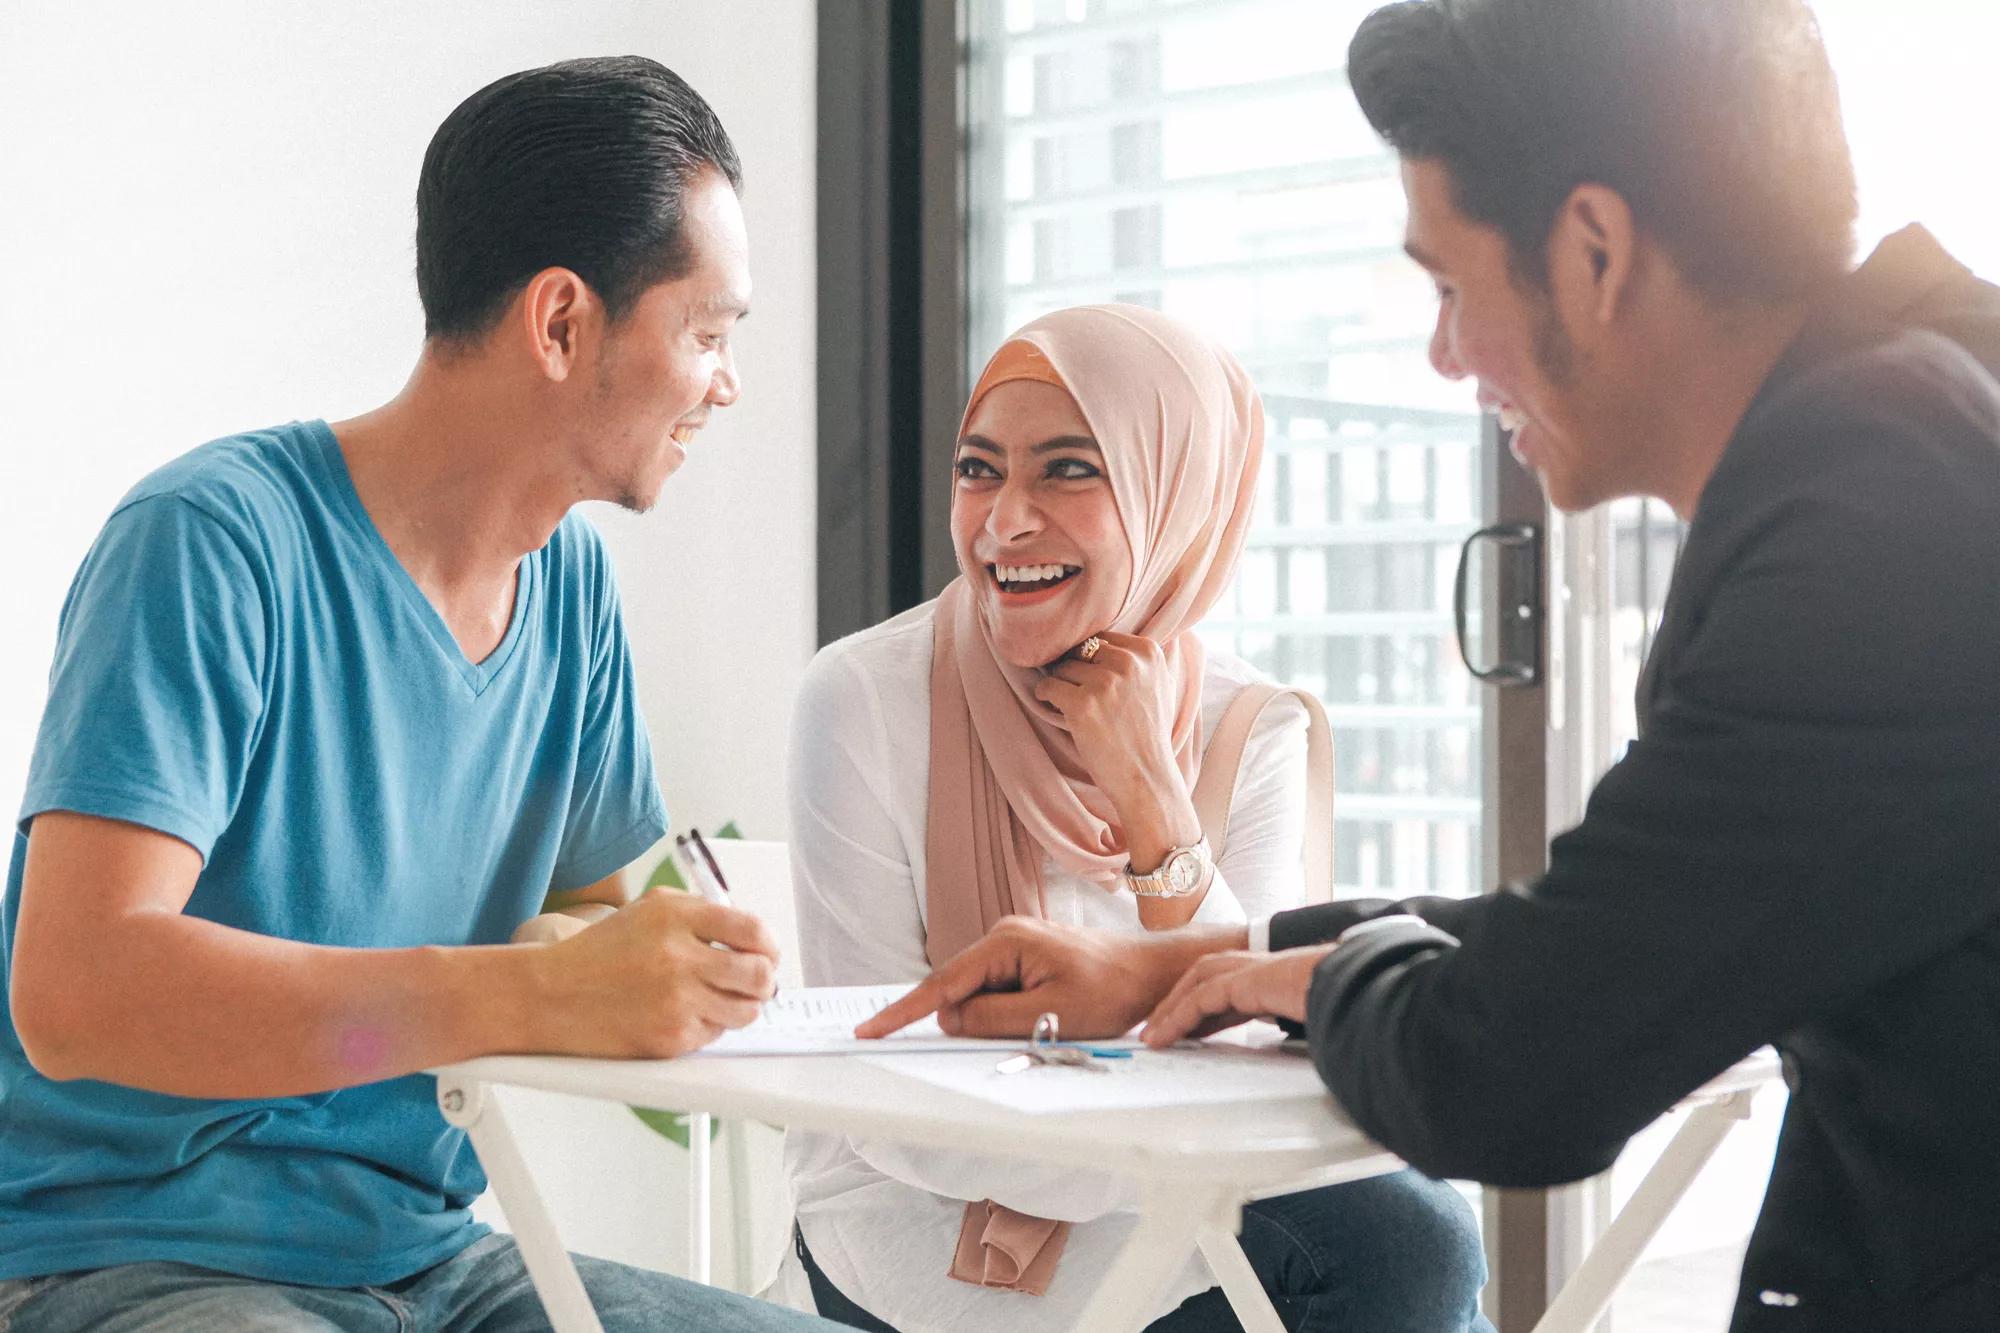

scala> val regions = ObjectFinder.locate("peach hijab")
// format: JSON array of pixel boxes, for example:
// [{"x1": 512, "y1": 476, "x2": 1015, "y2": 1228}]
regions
[
  {"x1": 924, "y1": 306, "x2": 1263, "y2": 1293},
  {"x1": 925, "y1": 303, "x2": 1265, "y2": 970}
]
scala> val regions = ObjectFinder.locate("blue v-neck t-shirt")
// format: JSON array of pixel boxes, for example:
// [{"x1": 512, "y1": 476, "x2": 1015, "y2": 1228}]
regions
[{"x1": 0, "y1": 420, "x2": 669, "y2": 1285}]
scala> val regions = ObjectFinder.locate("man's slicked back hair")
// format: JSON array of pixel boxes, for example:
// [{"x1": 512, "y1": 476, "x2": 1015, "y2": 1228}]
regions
[
  {"x1": 1349, "y1": 0, "x2": 1858, "y2": 304},
  {"x1": 416, "y1": 55, "x2": 742, "y2": 342}
]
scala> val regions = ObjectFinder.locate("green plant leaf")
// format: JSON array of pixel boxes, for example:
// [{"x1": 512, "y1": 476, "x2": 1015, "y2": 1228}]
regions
[
  {"x1": 630, "y1": 1105, "x2": 722, "y2": 1148},
  {"x1": 644, "y1": 820, "x2": 745, "y2": 891},
  {"x1": 630, "y1": 818, "x2": 750, "y2": 1147}
]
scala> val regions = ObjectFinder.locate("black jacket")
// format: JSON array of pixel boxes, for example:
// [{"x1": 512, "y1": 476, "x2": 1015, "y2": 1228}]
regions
[{"x1": 1271, "y1": 227, "x2": 2000, "y2": 1331}]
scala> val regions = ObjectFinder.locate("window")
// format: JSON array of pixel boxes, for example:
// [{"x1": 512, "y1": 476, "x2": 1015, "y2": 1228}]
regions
[
  {"x1": 968, "y1": 0, "x2": 1487, "y2": 902},
  {"x1": 961, "y1": 2, "x2": 1998, "y2": 1326}
]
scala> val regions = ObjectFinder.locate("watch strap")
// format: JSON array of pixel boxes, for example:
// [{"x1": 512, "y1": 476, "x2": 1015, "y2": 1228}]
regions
[{"x1": 1125, "y1": 835, "x2": 1212, "y2": 898}]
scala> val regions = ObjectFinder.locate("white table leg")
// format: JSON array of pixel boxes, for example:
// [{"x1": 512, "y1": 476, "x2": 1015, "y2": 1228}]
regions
[
  {"x1": 1197, "y1": 1225, "x2": 1288, "y2": 1333},
  {"x1": 1073, "y1": 1182, "x2": 1256, "y2": 1333},
  {"x1": 437, "y1": 1076, "x2": 604, "y2": 1333},
  {"x1": 725, "y1": 1118, "x2": 756, "y2": 1293},
  {"x1": 1533, "y1": 1090, "x2": 1759, "y2": 1333},
  {"x1": 689, "y1": 1111, "x2": 713, "y2": 1286}
]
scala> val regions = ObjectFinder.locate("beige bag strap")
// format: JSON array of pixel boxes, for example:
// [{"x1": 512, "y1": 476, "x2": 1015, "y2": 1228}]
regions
[{"x1": 1191, "y1": 683, "x2": 1336, "y2": 905}]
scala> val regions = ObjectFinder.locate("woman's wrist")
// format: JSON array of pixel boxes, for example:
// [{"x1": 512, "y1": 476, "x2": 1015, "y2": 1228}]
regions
[
  {"x1": 1095, "y1": 742, "x2": 1192, "y2": 860},
  {"x1": 1132, "y1": 857, "x2": 1215, "y2": 929},
  {"x1": 1111, "y1": 779, "x2": 1201, "y2": 876},
  {"x1": 1084, "y1": 735, "x2": 1208, "y2": 925},
  {"x1": 1103, "y1": 768, "x2": 1208, "y2": 929}
]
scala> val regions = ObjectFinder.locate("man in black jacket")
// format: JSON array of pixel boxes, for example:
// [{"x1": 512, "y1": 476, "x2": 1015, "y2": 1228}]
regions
[{"x1": 863, "y1": 1, "x2": 2000, "y2": 1327}]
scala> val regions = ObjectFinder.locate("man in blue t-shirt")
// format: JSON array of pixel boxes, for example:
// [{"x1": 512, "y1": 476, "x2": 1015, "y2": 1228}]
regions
[{"x1": 0, "y1": 58, "x2": 832, "y2": 1332}]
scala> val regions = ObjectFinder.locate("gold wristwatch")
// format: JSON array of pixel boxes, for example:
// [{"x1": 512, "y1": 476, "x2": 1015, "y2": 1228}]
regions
[{"x1": 1125, "y1": 836, "x2": 1213, "y2": 898}]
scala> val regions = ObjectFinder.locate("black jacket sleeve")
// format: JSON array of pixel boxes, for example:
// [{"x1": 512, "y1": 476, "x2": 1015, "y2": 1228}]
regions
[
  {"x1": 1294, "y1": 356, "x2": 2000, "y2": 1188},
  {"x1": 1270, "y1": 896, "x2": 1485, "y2": 952}
]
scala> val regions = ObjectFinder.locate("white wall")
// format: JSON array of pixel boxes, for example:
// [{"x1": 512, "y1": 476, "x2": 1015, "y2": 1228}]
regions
[
  {"x1": 0, "y1": 0, "x2": 817, "y2": 845},
  {"x1": 1, "y1": 0, "x2": 816, "y2": 1286}
]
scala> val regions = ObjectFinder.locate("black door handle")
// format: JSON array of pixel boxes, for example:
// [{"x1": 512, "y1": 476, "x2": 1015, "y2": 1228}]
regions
[{"x1": 1453, "y1": 522, "x2": 1542, "y2": 687}]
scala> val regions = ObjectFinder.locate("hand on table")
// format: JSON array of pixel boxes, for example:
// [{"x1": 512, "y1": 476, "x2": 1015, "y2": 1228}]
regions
[
  {"x1": 531, "y1": 889, "x2": 780, "y2": 1059},
  {"x1": 1139, "y1": 944, "x2": 1337, "y2": 1046},
  {"x1": 856, "y1": 916, "x2": 1244, "y2": 1041}
]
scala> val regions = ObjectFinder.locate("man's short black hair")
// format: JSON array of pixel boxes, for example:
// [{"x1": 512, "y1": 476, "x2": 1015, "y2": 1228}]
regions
[
  {"x1": 416, "y1": 55, "x2": 742, "y2": 342},
  {"x1": 1349, "y1": 0, "x2": 1858, "y2": 304}
]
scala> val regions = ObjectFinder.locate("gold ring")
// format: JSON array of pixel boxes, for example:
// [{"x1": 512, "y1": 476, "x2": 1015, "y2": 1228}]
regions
[{"x1": 1079, "y1": 635, "x2": 1104, "y2": 661}]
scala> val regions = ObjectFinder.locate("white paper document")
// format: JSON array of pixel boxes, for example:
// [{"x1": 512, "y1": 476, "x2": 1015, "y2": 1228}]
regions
[
  {"x1": 689, "y1": 984, "x2": 1135, "y2": 1057},
  {"x1": 855, "y1": 1038, "x2": 1327, "y2": 1114}
]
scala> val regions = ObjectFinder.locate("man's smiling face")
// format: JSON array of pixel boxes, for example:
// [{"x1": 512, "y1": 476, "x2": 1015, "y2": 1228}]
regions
[
  {"x1": 584, "y1": 169, "x2": 751, "y2": 513},
  {"x1": 1401, "y1": 158, "x2": 1613, "y2": 513}
]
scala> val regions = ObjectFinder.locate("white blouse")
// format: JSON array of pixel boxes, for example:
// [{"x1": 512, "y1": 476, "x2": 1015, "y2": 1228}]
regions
[{"x1": 780, "y1": 598, "x2": 1309, "y2": 1333}]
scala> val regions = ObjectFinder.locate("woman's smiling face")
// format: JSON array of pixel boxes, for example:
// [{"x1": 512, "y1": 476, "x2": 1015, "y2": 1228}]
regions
[{"x1": 950, "y1": 379, "x2": 1133, "y2": 669}]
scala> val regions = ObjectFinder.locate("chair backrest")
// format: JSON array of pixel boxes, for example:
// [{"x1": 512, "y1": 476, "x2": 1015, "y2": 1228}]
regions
[
  {"x1": 1191, "y1": 684, "x2": 1336, "y2": 905},
  {"x1": 705, "y1": 839, "x2": 804, "y2": 991}
]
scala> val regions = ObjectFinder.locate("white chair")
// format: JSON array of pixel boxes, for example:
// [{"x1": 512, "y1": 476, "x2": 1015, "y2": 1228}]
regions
[
  {"x1": 706, "y1": 838, "x2": 804, "y2": 991},
  {"x1": 685, "y1": 839, "x2": 800, "y2": 1293}
]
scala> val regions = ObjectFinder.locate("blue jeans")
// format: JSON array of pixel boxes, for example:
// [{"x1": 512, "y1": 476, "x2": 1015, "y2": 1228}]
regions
[
  {"x1": 0, "y1": 1234, "x2": 836, "y2": 1333},
  {"x1": 801, "y1": 1168, "x2": 1493, "y2": 1333}
]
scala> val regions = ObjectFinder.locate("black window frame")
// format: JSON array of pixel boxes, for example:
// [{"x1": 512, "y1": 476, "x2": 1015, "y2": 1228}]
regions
[{"x1": 815, "y1": 0, "x2": 967, "y2": 646}]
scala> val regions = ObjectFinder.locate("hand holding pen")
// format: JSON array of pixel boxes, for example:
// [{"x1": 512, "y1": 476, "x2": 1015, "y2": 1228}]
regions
[
  {"x1": 675, "y1": 828, "x2": 734, "y2": 909},
  {"x1": 676, "y1": 826, "x2": 784, "y2": 989},
  {"x1": 520, "y1": 829, "x2": 779, "y2": 1058}
]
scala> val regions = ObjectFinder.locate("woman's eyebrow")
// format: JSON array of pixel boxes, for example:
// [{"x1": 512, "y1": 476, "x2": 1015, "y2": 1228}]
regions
[
  {"x1": 954, "y1": 434, "x2": 1101, "y2": 455},
  {"x1": 1031, "y1": 435, "x2": 1101, "y2": 455}
]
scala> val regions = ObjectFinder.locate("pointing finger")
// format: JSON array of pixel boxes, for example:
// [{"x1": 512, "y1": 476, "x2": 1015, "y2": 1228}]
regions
[{"x1": 856, "y1": 935, "x2": 1026, "y2": 1038}]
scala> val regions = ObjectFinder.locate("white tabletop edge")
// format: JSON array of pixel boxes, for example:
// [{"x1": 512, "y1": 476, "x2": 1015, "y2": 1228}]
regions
[
  {"x1": 428, "y1": 1051, "x2": 1380, "y2": 1186},
  {"x1": 427, "y1": 1047, "x2": 1778, "y2": 1186}
]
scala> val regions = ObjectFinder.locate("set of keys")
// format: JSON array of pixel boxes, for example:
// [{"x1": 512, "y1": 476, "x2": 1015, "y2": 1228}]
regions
[{"x1": 994, "y1": 1012, "x2": 1129, "y2": 1074}]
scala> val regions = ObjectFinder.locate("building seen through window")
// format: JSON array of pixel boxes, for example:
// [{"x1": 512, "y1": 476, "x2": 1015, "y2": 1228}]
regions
[{"x1": 968, "y1": 0, "x2": 1685, "y2": 902}]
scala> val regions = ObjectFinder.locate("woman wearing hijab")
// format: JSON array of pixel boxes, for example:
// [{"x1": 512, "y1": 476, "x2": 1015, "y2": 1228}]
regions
[{"x1": 782, "y1": 305, "x2": 1488, "y2": 1332}]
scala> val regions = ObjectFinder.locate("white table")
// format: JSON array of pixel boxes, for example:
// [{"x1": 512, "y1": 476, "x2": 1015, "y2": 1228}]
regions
[{"x1": 431, "y1": 1046, "x2": 1779, "y2": 1333}]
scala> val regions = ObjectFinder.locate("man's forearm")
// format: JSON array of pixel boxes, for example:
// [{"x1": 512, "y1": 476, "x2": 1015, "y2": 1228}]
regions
[
  {"x1": 554, "y1": 901, "x2": 619, "y2": 924},
  {"x1": 21, "y1": 913, "x2": 557, "y2": 1100},
  {"x1": 513, "y1": 900, "x2": 618, "y2": 944}
]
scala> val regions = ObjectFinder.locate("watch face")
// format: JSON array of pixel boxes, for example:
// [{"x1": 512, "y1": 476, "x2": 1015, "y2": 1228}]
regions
[{"x1": 1168, "y1": 851, "x2": 1200, "y2": 892}]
